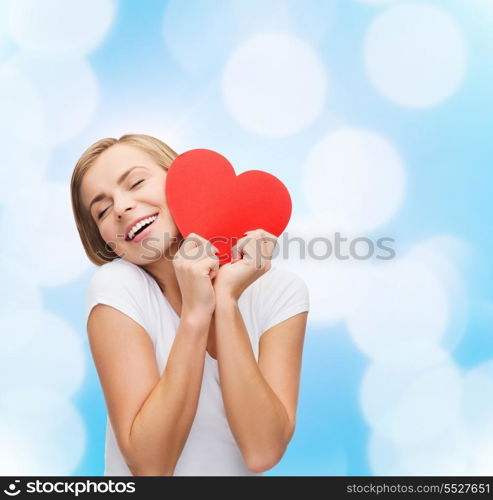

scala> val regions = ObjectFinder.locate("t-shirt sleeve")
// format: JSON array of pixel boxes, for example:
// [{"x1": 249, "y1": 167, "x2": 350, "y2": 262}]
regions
[
  {"x1": 86, "y1": 261, "x2": 148, "y2": 331},
  {"x1": 259, "y1": 268, "x2": 310, "y2": 334}
]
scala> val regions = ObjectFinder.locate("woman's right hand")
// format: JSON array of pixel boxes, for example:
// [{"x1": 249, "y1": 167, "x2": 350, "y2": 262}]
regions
[{"x1": 173, "y1": 233, "x2": 219, "y2": 319}]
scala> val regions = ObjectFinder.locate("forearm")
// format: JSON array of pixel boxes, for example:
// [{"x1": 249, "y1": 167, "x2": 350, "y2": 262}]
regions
[
  {"x1": 214, "y1": 295, "x2": 292, "y2": 472},
  {"x1": 125, "y1": 314, "x2": 210, "y2": 476}
]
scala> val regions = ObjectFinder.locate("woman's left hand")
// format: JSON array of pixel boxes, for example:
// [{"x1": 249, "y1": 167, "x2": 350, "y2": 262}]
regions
[{"x1": 213, "y1": 229, "x2": 278, "y2": 301}]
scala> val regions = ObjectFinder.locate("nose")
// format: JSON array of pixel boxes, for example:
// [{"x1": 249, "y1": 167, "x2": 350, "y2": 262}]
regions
[
  {"x1": 114, "y1": 193, "x2": 136, "y2": 219},
  {"x1": 117, "y1": 208, "x2": 131, "y2": 220}
]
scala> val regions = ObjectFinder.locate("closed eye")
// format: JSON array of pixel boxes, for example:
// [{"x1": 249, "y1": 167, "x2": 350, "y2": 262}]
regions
[{"x1": 97, "y1": 179, "x2": 145, "y2": 220}]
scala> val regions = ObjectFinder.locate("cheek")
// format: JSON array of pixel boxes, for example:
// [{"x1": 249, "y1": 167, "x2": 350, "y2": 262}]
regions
[
  {"x1": 99, "y1": 222, "x2": 127, "y2": 256},
  {"x1": 149, "y1": 189, "x2": 168, "y2": 209},
  {"x1": 99, "y1": 222, "x2": 116, "y2": 244}
]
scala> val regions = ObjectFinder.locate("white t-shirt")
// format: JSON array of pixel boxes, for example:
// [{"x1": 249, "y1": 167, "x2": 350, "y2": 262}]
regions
[{"x1": 86, "y1": 257, "x2": 310, "y2": 476}]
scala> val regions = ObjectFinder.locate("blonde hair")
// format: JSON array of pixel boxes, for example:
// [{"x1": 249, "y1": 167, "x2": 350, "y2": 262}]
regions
[{"x1": 70, "y1": 134, "x2": 179, "y2": 266}]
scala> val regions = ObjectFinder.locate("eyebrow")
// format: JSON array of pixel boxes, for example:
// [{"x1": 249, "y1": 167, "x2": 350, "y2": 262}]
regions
[{"x1": 88, "y1": 166, "x2": 149, "y2": 212}]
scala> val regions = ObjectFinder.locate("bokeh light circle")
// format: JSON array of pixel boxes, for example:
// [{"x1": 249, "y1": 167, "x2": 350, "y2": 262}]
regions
[
  {"x1": 222, "y1": 33, "x2": 327, "y2": 137},
  {"x1": 364, "y1": 3, "x2": 467, "y2": 108},
  {"x1": 9, "y1": 0, "x2": 116, "y2": 58}
]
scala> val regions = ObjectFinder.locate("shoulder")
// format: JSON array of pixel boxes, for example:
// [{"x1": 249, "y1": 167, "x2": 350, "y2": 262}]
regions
[
  {"x1": 243, "y1": 264, "x2": 310, "y2": 313},
  {"x1": 86, "y1": 258, "x2": 156, "y2": 330},
  {"x1": 86, "y1": 258, "x2": 153, "y2": 314},
  {"x1": 256, "y1": 265, "x2": 309, "y2": 297},
  {"x1": 248, "y1": 265, "x2": 309, "y2": 334},
  {"x1": 88, "y1": 258, "x2": 148, "y2": 289}
]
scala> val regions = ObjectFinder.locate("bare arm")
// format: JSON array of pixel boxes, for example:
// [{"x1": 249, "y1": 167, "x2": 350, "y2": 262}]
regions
[
  {"x1": 88, "y1": 233, "x2": 220, "y2": 476},
  {"x1": 211, "y1": 229, "x2": 308, "y2": 473},
  {"x1": 214, "y1": 292, "x2": 308, "y2": 473},
  {"x1": 88, "y1": 305, "x2": 212, "y2": 476}
]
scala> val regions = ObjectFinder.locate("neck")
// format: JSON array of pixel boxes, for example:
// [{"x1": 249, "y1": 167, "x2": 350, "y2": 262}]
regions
[{"x1": 141, "y1": 237, "x2": 183, "y2": 306}]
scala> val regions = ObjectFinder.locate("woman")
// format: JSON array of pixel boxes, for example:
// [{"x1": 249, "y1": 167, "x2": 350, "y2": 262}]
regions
[{"x1": 70, "y1": 134, "x2": 310, "y2": 476}]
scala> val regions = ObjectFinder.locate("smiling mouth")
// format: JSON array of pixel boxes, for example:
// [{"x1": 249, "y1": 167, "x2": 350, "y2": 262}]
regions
[{"x1": 125, "y1": 213, "x2": 159, "y2": 241}]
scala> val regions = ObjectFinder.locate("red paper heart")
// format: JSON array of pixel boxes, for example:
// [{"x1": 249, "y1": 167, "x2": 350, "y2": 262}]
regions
[{"x1": 165, "y1": 149, "x2": 292, "y2": 265}]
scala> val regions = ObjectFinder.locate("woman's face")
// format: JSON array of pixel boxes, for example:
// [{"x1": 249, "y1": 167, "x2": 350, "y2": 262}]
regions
[{"x1": 80, "y1": 143, "x2": 180, "y2": 265}]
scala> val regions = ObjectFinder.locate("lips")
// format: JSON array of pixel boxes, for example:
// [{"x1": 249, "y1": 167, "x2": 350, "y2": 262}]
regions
[
  {"x1": 128, "y1": 216, "x2": 158, "y2": 243},
  {"x1": 124, "y1": 213, "x2": 159, "y2": 241}
]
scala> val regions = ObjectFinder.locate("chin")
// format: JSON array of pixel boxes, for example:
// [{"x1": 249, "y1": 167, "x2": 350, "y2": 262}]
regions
[
  {"x1": 120, "y1": 252, "x2": 159, "y2": 267},
  {"x1": 137, "y1": 239, "x2": 173, "y2": 265}
]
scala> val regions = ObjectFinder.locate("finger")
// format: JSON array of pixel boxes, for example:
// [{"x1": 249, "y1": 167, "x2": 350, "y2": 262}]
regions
[
  {"x1": 258, "y1": 228, "x2": 277, "y2": 240},
  {"x1": 230, "y1": 235, "x2": 245, "y2": 262},
  {"x1": 204, "y1": 254, "x2": 220, "y2": 279},
  {"x1": 260, "y1": 236, "x2": 277, "y2": 256},
  {"x1": 231, "y1": 244, "x2": 239, "y2": 263},
  {"x1": 241, "y1": 238, "x2": 258, "y2": 262},
  {"x1": 232, "y1": 233, "x2": 254, "y2": 259},
  {"x1": 245, "y1": 228, "x2": 277, "y2": 243},
  {"x1": 254, "y1": 229, "x2": 278, "y2": 257},
  {"x1": 243, "y1": 235, "x2": 276, "y2": 269},
  {"x1": 239, "y1": 231, "x2": 277, "y2": 258},
  {"x1": 187, "y1": 234, "x2": 219, "y2": 256},
  {"x1": 181, "y1": 233, "x2": 217, "y2": 260},
  {"x1": 239, "y1": 240, "x2": 265, "y2": 270},
  {"x1": 205, "y1": 239, "x2": 220, "y2": 256},
  {"x1": 231, "y1": 238, "x2": 247, "y2": 262},
  {"x1": 184, "y1": 232, "x2": 210, "y2": 247},
  {"x1": 231, "y1": 233, "x2": 268, "y2": 264},
  {"x1": 180, "y1": 232, "x2": 201, "y2": 253},
  {"x1": 210, "y1": 254, "x2": 220, "y2": 276}
]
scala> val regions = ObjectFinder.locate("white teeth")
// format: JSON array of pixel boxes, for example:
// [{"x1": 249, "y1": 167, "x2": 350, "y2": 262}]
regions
[{"x1": 127, "y1": 215, "x2": 157, "y2": 240}]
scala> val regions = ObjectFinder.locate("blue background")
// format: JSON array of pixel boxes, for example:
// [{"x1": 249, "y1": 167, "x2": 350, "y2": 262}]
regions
[{"x1": 0, "y1": 0, "x2": 492, "y2": 476}]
